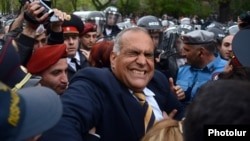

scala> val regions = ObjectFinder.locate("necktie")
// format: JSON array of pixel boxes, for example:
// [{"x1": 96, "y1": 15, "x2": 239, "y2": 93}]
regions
[
  {"x1": 71, "y1": 58, "x2": 81, "y2": 71},
  {"x1": 134, "y1": 92, "x2": 155, "y2": 133}
]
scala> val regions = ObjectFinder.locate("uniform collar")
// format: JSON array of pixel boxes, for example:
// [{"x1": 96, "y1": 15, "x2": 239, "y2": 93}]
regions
[
  {"x1": 191, "y1": 53, "x2": 222, "y2": 72},
  {"x1": 205, "y1": 53, "x2": 221, "y2": 72}
]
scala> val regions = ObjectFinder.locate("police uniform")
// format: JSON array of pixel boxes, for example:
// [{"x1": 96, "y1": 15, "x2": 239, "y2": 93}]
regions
[
  {"x1": 103, "y1": 6, "x2": 122, "y2": 38},
  {"x1": 176, "y1": 54, "x2": 227, "y2": 103},
  {"x1": 175, "y1": 30, "x2": 227, "y2": 106},
  {"x1": 62, "y1": 14, "x2": 89, "y2": 80}
]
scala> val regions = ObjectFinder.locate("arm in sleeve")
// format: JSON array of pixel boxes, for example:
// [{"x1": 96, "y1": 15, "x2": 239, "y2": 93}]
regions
[{"x1": 39, "y1": 78, "x2": 103, "y2": 141}]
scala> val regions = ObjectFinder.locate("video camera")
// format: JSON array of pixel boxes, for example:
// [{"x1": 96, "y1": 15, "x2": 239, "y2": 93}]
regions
[{"x1": 21, "y1": 0, "x2": 59, "y2": 23}]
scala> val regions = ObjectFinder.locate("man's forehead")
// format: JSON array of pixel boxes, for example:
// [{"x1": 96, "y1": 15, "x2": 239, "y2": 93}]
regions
[
  {"x1": 183, "y1": 44, "x2": 197, "y2": 50},
  {"x1": 120, "y1": 47, "x2": 154, "y2": 54},
  {"x1": 84, "y1": 32, "x2": 97, "y2": 36},
  {"x1": 121, "y1": 41, "x2": 154, "y2": 51},
  {"x1": 35, "y1": 32, "x2": 46, "y2": 38},
  {"x1": 64, "y1": 33, "x2": 79, "y2": 38}
]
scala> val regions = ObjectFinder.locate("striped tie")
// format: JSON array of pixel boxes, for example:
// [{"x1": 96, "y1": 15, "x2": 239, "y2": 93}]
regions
[{"x1": 134, "y1": 92, "x2": 155, "y2": 133}]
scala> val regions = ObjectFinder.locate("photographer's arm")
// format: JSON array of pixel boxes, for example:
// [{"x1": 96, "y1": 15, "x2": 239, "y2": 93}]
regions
[
  {"x1": 4, "y1": 3, "x2": 29, "y2": 40},
  {"x1": 16, "y1": 0, "x2": 50, "y2": 66},
  {"x1": 8, "y1": 4, "x2": 27, "y2": 32}
]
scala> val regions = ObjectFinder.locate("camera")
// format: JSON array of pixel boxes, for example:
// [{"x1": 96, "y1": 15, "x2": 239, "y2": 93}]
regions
[
  {"x1": 29, "y1": 0, "x2": 54, "y2": 18},
  {"x1": 22, "y1": 0, "x2": 59, "y2": 23}
]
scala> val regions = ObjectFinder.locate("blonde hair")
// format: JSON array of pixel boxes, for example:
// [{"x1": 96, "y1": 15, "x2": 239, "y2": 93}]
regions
[{"x1": 141, "y1": 119, "x2": 183, "y2": 141}]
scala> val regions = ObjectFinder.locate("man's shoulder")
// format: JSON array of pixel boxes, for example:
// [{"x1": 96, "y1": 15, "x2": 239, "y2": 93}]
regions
[
  {"x1": 218, "y1": 58, "x2": 228, "y2": 65},
  {"x1": 71, "y1": 67, "x2": 115, "y2": 85},
  {"x1": 79, "y1": 67, "x2": 111, "y2": 76},
  {"x1": 212, "y1": 56, "x2": 228, "y2": 70},
  {"x1": 178, "y1": 65, "x2": 191, "y2": 72},
  {"x1": 153, "y1": 69, "x2": 168, "y2": 78},
  {"x1": 214, "y1": 54, "x2": 228, "y2": 65},
  {"x1": 150, "y1": 70, "x2": 169, "y2": 85}
]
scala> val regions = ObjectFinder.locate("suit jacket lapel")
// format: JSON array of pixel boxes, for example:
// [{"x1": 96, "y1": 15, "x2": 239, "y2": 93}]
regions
[
  {"x1": 120, "y1": 90, "x2": 145, "y2": 138},
  {"x1": 78, "y1": 50, "x2": 89, "y2": 68}
]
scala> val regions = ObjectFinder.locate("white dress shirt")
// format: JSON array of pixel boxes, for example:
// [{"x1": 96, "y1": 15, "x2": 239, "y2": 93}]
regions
[
  {"x1": 67, "y1": 52, "x2": 81, "y2": 71},
  {"x1": 130, "y1": 87, "x2": 164, "y2": 121}
]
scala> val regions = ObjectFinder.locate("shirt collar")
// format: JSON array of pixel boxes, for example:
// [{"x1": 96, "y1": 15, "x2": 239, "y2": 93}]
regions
[
  {"x1": 205, "y1": 53, "x2": 221, "y2": 72},
  {"x1": 67, "y1": 51, "x2": 80, "y2": 62},
  {"x1": 191, "y1": 53, "x2": 222, "y2": 72},
  {"x1": 129, "y1": 87, "x2": 155, "y2": 97}
]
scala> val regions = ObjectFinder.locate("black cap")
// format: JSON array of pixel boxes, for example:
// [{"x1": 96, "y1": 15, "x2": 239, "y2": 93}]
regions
[
  {"x1": 62, "y1": 14, "x2": 84, "y2": 34},
  {"x1": 239, "y1": 11, "x2": 250, "y2": 24},
  {"x1": 232, "y1": 29, "x2": 250, "y2": 67}
]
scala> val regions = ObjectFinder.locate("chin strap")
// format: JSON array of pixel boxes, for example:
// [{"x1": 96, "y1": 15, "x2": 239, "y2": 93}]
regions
[{"x1": 11, "y1": 73, "x2": 32, "y2": 92}]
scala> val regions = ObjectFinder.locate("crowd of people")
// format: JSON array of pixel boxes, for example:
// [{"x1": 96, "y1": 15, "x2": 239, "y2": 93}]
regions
[{"x1": 1, "y1": 0, "x2": 250, "y2": 141}]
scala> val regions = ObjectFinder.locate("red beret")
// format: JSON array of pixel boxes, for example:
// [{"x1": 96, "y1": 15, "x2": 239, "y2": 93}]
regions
[
  {"x1": 81, "y1": 22, "x2": 97, "y2": 35},
  {"x1": 27, "y1": 44, "x2": 67, "y2": 74}
]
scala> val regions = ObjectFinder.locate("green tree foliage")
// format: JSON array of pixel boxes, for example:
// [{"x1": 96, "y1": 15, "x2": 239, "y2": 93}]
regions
[
  {"x1": 92, "y1": 0, "x2": 111, "y2": 11},
  {"x1": 1, "y1": 0, "x2": 250, "y2": 23},
  {"x1": 117, "y1": 0, "x2": 140, "y2": 17},
  {"x1": 231, "y1": 0, "x2": 250, "y2": 16}
]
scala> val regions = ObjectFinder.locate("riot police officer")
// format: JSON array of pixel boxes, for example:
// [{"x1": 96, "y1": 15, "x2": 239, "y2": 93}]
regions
[
  {"x1": 84, "y1": 11, "x2": 106, "y2": 40},
  {"x1": 137, "y1": 15, "x2": 163, "y2": 49},
  {"x1": 102, "y1": 6, "x2": 122, "y2": 38},
  {"x1": 137, "y1": 15, "x2": 178, "y2": 78}
]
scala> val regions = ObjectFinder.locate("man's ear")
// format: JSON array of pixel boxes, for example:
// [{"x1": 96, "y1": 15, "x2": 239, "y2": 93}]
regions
[
  {"x1": 196, "y1": 48, "x2": 201, "y2": 57},
  {"x1": 198, "y1": 47, "x2": 205, "y2": 57},
  {"x1": 110, "y1": 52, "x2": 116, "y2": 69},
  {"x1": 198, "y1": 50, "x2": 202, "y2": 57}
]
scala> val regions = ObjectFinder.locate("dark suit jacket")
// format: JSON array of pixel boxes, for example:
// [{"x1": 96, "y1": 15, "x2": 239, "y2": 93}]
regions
[
  {"x1": 67, "y1": 49, "x2": 89, "y2": 80},
  {"x1": 39, "y1": 67, "x2": 185, "y2": 141}
]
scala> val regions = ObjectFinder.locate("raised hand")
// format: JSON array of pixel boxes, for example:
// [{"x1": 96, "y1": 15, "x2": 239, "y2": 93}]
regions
[{"x1": 169, "y1": 77, "x2": 185, "y2": 100}]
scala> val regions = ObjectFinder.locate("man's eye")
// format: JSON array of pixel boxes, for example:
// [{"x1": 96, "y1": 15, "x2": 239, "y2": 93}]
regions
[
  {"x1": 52, "y1": 70, "x2": 61, "y2": 75},
  {"x1": 145, "y1": 53, "x2": 154, "y2": 58},
  {"x1": 127, "y1": 51, "x2": 138, "y2": 56},
  {"x1": 223, "y1": 43, "x2": 231, "y2": 47}
]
